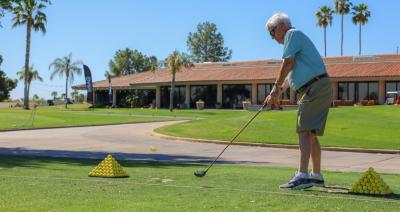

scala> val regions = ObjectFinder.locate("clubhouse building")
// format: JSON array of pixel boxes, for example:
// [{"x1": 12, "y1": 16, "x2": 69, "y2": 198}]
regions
[{"x1": 73, "y1": 54, "x2": 400, "y2": 109}]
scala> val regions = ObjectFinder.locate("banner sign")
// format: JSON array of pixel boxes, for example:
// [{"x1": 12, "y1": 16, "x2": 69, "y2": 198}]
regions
[
  {"x1": 108, "y1": 76, "x2": 112, "y2": 105},
  {"x1": 83, "y1": 65, "x2": 94, "y2": 104}
]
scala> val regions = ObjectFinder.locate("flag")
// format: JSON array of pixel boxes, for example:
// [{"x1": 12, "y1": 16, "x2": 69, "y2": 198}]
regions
[{"x1": 83, "y1": 65, "x2": 94, "y2": 104}]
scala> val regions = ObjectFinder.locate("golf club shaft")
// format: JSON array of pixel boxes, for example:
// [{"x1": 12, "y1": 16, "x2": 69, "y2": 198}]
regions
[{"x1": 203, "y1": 104, "x2": 267, "y2": 173}]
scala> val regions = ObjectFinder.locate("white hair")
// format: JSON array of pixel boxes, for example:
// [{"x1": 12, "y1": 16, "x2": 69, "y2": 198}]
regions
[{"x1": 266, "y1": 12, "x2": 292, "y2": 29}]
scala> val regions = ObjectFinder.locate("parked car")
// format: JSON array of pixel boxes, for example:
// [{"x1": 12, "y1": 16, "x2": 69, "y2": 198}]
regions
[
  {"x1": 47, "y1": 100, "x2": 55, "y2": 106},
  {"x1": 65, "y1": 98, "x2": 73, "y2": 104}
]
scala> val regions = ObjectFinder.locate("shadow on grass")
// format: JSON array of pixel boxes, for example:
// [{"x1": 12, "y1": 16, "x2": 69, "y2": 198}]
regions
[
  {"x1": 0, "y1": 147, "x2": 272, "y2": 169},
  {"x1": 305, "y1": 185, "x2": 400, "y2": 201}
]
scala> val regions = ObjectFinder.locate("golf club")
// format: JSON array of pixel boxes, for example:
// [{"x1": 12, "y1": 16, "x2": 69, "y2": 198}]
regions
[{"x1": 194, "y1": 103, "x2": 275, "y2": 177}]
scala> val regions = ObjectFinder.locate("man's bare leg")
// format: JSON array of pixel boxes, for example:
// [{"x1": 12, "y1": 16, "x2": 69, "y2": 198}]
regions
[
  {"x1": 279, "y1": 131, "x2": 313, "y2": 189},
  {"x1": 298, "y1": 131, "x2": 311, "y2": 173},
  {"x1": 310, "y1": 133, "x2": 321, "y2": 174}
]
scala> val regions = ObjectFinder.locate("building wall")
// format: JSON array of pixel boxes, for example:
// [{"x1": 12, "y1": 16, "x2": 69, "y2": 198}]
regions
[{"x1": 100, "y1": 77, "x2": 400, "y2": 108}]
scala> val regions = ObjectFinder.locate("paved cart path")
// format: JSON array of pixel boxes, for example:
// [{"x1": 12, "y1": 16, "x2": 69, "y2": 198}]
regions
[{"x1": 0, "y1": 121, "x2": 399, "y2": 174}]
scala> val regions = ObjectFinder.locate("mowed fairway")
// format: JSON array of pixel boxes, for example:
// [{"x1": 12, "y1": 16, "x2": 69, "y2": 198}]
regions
[
  {"x1": 1, "y1": 104, "x2": 399, "y2": 149},
  {"x1": 0, "y1": 156, "x2": 398, "y2": 211},
  {"x1": 156, "y1": 105, "x2": 400, "y2": 150}
]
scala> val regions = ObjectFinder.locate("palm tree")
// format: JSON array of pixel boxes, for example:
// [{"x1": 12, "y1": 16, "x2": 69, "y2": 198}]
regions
[
  {"x1": 334, "y1": 0, "x2": 352, "y2": 56},
  {"x1": 11, "y1": 0, "x2": 50, "y2": 109},
  {"x1": 0, "y1": 0, "x2": 12, "y2": 27},
  {"x1": 147, "y1": 56, "x2": 159, "y2": 71},
  {"x1": 316, "y1": 6, "x2": 333, "y2": 57},
  {"x1": 49, "y1": 53, "x2": 83, "y2": 109},
  {"x1": 51, "y1": 91, "x2": 58, "y2": 100},
  {"x1": 70, "y1": 89, "x2": 78, "y2": 102},
  {"x1": 32, "y1": 93, "x2": 39, "y2": 101},
  {"x1": 16, "y1": 65, "x2": 43, "y2": 102},
  {"x1": 164, "y1": 51, "x2": 193, "y2": 112},
  {"x1": 352, "y1": 3, "x2": 371, "y2": 55},
  {"x1": 104, "y1": 70, "x2": 113, "y2": 79}
]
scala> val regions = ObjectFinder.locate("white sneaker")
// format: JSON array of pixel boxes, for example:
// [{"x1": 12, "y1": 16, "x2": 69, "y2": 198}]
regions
[
  {"x1": 279, "y1": 172, "x2": 312, "y2": 190},
  {"x1": 309, "y1": 172, "x2": 325, "y2": 187}
]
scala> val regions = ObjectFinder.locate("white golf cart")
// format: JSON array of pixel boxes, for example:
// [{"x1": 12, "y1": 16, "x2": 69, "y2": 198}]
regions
[{"x1": 386, "y1": 91, "x2": 400, "y2": 105}]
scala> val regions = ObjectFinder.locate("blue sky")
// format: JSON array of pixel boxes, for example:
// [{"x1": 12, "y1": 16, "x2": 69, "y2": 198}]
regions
[{"x1": 0, "y1": 0, "x2": 399, "y2": 99}]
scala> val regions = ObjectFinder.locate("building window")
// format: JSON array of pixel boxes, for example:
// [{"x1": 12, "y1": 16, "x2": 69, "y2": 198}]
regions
[
  {"x1": 385, "y1": 81, "x2": 400, "y2": 93},
  {"x1": 258, "y1": 83, "x2": 291, "y2": 104},
  {"x1": 160, "y1": 85, "x2": 185, "y2": 109},
  {"x1": 94, "y1": 90, "x2": 109, "y2": 106},
  {"x1": 368, "y1": 82, "x2": 378, "y2": 100},
  {"x1": 115, "y1": 89, "x2": 155, "y2": 108},
  {"x1": 348, "y1": 83, "x2": 355, "y2": 101},
  {"x1": 222, "y1": 84, "x2": 252, "y2": 109},
  {"x1": 190, "y1": 85, "x2": 217, "y2": 108},
  {"x1": 338, "y1": 81, "x2": 378, "y2": 102},
  {"x1": 358, "y1": 82, "x2": 368, "y2": 100},
  {"x1": 257, "y1": 84, "x2": 273, "y2": 104},
  {"x1": 338, "y1": 82, "x2": 348, "y2": 100}
]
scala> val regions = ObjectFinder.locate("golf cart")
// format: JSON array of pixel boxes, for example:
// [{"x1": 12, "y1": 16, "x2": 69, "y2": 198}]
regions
[{"x1": 386, "y1": 91, "x2": 400, "y2": 105}]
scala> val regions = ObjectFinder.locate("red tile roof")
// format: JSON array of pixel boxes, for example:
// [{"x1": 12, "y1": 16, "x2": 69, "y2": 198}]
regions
[{"x1": 73, "y1": 54, "x2": 400, "y2": 89}]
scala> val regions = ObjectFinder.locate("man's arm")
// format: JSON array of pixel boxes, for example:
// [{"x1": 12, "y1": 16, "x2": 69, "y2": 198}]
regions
[
  {"x1": 276, "y1": 58, "x2": 293, "y2": 86},
  {"x1": 264, "y1": 58, "x2": 293, "y2": 107}
]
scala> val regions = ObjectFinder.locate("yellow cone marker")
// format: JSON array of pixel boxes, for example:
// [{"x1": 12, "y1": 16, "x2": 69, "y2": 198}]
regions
[
  {"x1": 89, "y1": 154, "x2": 129, "y2": 178},
  {"x1": 350, "y1": 167, "x2": 392, "y2": 195}
]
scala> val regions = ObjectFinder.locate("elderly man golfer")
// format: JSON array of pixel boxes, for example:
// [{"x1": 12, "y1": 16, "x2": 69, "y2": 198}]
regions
[{"x1": 264, "y1": 13, "x2": 333, "y2": 190}]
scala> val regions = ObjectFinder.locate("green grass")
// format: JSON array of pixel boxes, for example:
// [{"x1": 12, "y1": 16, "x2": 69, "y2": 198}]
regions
[
  {"x1": 156, "y1": 106, "x2": 400, "y2": 150},
  {"x1": 0, "y1": 104, "x2": 179, "y2": 130},
  {"x1": 1, "y1": 104, "x2": 399, "y2": 150},
  {"x1": 0, "y1": 155, "x2": 399, "y2": 211}
]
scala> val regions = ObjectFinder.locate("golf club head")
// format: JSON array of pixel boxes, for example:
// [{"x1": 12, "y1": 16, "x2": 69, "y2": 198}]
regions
[{"x1": 194, "y1": 170, "x2": 207, "y2": 177}]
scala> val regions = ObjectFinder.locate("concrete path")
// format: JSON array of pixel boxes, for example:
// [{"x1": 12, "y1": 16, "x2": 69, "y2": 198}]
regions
[{"x1": 0, "y1": 121, "x2": 399, "y2": 174}]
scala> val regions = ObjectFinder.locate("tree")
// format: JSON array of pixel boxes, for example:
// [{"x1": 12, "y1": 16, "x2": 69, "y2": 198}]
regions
[
  {"x1": 0, "y1": 4, "x2": 5, "y2": 27},
  {"x1": 16, "y1": 65, "x2": 43, "y2": 101},
  {"x1": 187, "y1": 21, "x2": 232, "y2": 63},
  {"x1": 164, "y1": 50, "x2": 193, "y2": 112},
  {"x1": 51, "y1": 91, "x2": 57, "y2": 100},
  {"x1": 104, "y1": 70, "x2": 113, "y2": 79},
  {"x1": 334, "y1": 0, "x2": 352, "y2": 56},
  {"x1": 125, "y1": 91, "x2": 139, "y2": 108},
  {"x1": 32, "y1": 93, "x2": 39, "y2": 101},
  {"x1": 0, "y1": 0, "x2": 12, "y2": 27},
  {"x1": 10, "y1": 0, "x2": 49, "y2": 109},
  {"x1": 316, "y1": 6, "x2": 333, "y2": 57},
  {"x1": 352, "y1": 3, "x2": 371, "y2": 55},
  {"x1": 108, "y1": 48, "x2": 159, "y2": 76},
  {"x1": 70, "y1": 89, "x2": 78, "y2": 102},
  {"x1": 49, "y1": 53, "x2": 83, "y2": 109},
  {"x1": 77, "y1": 93, "x2": 84, "y2": 103},
  {"x1": 0, "y1": 55, "x2": 18, "y2": 101}
]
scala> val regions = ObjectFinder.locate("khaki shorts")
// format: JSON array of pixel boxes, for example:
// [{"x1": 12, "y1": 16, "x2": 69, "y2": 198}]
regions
[{"x1": 296, "y1": 77, "x2": 333, "y2": 136}]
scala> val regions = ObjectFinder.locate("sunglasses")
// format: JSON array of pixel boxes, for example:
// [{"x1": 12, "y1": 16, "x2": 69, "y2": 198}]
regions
[{"x1": 269, "y1": 25, "x2": 277, "y2": 38}]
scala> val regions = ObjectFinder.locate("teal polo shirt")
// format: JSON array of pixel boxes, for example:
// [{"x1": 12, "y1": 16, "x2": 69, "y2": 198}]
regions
[{"x1": 282, "y1": 28, "x2": 327, "y2": 91}]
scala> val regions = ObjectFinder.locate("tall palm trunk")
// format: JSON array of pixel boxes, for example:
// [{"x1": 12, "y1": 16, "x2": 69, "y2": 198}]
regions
[
  {"x1": 24, "y1": 19, "x2": 32, "y2": 109},
  {"x1": 340, "y1": 14, "x2": 344, "y2": 56},
  {"x1": 27, "y1": 82, "x2": 30, "y2": 102},
  {"x1": 358, "y1": 24, "x2": 362, "y2": 55},
  {"x1": 65, "y1": 74, "x2": 69, "y2": 109},
  {"x1": 324, "y1": 27, "x2": 327, "y2": 57},
  {"x1": 169, "y1": 72, "x2": 175, "y2": 112}
]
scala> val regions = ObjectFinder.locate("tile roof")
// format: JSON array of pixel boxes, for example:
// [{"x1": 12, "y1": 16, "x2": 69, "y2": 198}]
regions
[{"x1": 73, "y1": 54, "x2": 400, "y2": 89}]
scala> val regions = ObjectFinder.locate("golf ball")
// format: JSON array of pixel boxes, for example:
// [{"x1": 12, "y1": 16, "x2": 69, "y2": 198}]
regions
[{"x1": 149, "y1": 145, "x2": 158, "y2": 152}]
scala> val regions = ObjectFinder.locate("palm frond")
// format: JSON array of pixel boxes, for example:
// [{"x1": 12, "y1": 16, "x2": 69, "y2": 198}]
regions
[{"x1": 49, "y1": 53, "x2": 83, "y2": 82}]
